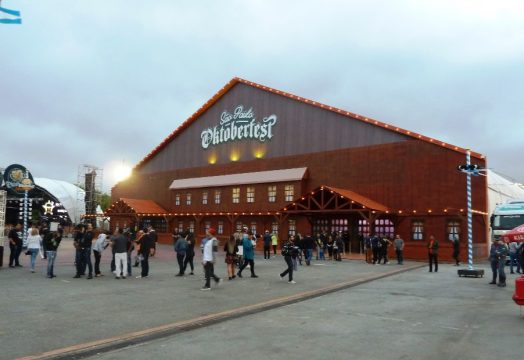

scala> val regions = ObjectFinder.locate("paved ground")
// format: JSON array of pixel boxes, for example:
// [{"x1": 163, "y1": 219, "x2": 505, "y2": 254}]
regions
[{"x1": 1, "y1": 239, "x2": 523, "y2": 360}]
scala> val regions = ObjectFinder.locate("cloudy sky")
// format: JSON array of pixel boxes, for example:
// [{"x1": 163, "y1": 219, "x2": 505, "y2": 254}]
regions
[{"x1": 1, "y1": 0, "x2": 523, "y2": 192}]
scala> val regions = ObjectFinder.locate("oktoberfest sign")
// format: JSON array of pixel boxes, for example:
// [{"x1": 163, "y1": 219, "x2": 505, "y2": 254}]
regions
[
  {"x1": 201, "y1": 105, "x2": 278, "y2": 149},
  {"x1": 4, "y1": 164, "x2": 34, "y2": 195}
]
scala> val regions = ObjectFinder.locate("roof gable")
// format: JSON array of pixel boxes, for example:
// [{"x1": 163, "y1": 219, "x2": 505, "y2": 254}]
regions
[{"x1": 133, "y1": 78, "x2": 484, "y2": 174}]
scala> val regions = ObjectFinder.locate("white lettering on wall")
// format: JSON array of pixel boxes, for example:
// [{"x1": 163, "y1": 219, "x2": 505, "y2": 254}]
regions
[{"x1": 201, "y1": 105, "x2": 277, "y2": 149}]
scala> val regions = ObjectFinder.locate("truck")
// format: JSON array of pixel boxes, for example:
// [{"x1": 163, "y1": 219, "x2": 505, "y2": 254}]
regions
[{"x1": 490, "y1": 200, "x2": 524, "y2": 241}]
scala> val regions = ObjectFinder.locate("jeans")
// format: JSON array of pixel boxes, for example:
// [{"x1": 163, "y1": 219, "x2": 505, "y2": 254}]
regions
[
  {"x1": 46, "y1": 251, "x2": 57, "y2": 277},
  {"x1": 273, "y1": 245, "x2": 277, "y2": 255},
  {"x1": 280, "y1": 256, "x2": 294, "y2": 281},
  {"x1": 29, "y1": 248, "x2": 39, "y2": 270},
  {"x1": 9, "y1": 243, "x2": 22, "y2": 266},
  {"x1": 498, "y1": 259, "x2": 506, "y2": 284},
  {"x1": 305, "y1": 249, "x2": 313, "y2": 265},
  {"x1": 75, "y1": 249, "x2": 83, "y2": 275},
  {"x1": 115, "y1": 252, "x2": 127, "y2": 277},
  {"x1": 396, "y1": 249, "x2": 403, "y2": 264},
  {"x1": 183, "y1": 254, "x2": 194, "y2": 273},
  {"x1": 127, "y1": 253, "x2": 132, "y2": 276},
  {"x1": 238, "y1": 259, "x2": 255, "y2": 276},
  {"x1": 429, "y1": 253, "x2": 438, "y2": 272},
  {"x1": 177, "y1": 253, "x2": 185, "y2": 274},
  {"x1": 264, "y1": 246, "x2": 271, "y2": 259},
  {"x1": 509, "y1": 253, "x2": 521, "y2": 273},
  {"x1": 81, "y1": 248, "x2": 93, "y2": 276},
  {"x1": 93, "y1": 250, "x2": 102, "y2": 275},
  {"x1": 204, "y1": 261, "x2": 220, "y2": 287},
  {"x1": 141, "y1": 252, "x2": 150, "y2": 277}
]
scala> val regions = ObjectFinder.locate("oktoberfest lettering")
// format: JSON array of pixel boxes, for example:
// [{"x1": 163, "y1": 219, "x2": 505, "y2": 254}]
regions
[{"x1": 201, "y1": 105, "x2": 277, "y2": 149}]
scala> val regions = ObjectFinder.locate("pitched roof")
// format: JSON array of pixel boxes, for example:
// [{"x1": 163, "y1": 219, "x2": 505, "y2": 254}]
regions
[
  {"x1": 281, "y1": 185, "x2": 390, "y2": 213},
  {"x1": 106, "y1": 198, "x2": 168, "y2": 216},
  {"x1": 169, "y1": 167, "x2": 308, "y2": 190},
  {"x1": 134, "y1": 77, "x2": 484, "y2": 172}
]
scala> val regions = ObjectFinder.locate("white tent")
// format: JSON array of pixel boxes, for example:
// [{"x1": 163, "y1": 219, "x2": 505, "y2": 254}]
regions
[
  {"x1": 34, "y1": 177, "x2": 85, "y2": 224},
  {"x1": 488, "y1": 170, "x2": 524, "y2": 215}
]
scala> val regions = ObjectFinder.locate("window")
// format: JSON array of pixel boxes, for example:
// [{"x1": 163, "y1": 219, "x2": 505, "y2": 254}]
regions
[
  {"x1": 204, "y1": 221, "x2": 211, "y2": 233},
  {"x1": 236, "y1": 221, "x2": 243, "y2": 232},
  {"x1": 358, "y1": 219, "x2": 370, "y2": 238},
  {"x1": 215, "y1": 190, "x2": 221, "y2": 204},
  {"x1": 271, "y1": 222, "x2": 278, "y2": 234},
  {"x1": 218, "y1": 221, "x2": 224, "y2": 235},
  {"x1": 140, "y1": 218, "x2": 167, "y2": 233},
  {"x1": 250, "y1": 221, "x2": 257, "y2": 235},
  {"x1": 447, "y1": 220, "x2": 460, "y2": 241},
  {"x1": 284, "y1": 184, "x2": 294, "y2": 201},
  {"x1": 186, "y1": 193, "x2": 192, "y2": 205},
  {"x1": 202, "y1": 191, "x2": 208, "y2": 205},
  {"x1": 232, "y1": 187, "x2": 240, "y2": 204},
  {"x1": 247, "y1": 187, "x2": 255, "y2": 203},
  {"x1": 313, "y1": 219, "x2": 330, "y2": 234},
  {"x1": 375, "y1": 219, "x2": 394, "y2": 238},
  {"x1": 268, "y1": 185, "x2": 277, "y2": 203},
  {"x1": 189, "y1": 221, "x2": 195, "y2": 233},
  {"x1": 331, "y1": 218, "x2": 348, "y2": 233},
  {"x1": 412, "y1": 220, "x2": 424, "y2": 240},
  {"x1": 178, "y1": 221, "x2": 184, "y2": 234},
  {"x1": 288, "y1": 219, "x2": 296, "y2": 237},
  {"x1": 175, "y1": 193, "x2": 180, "y2": 206}
]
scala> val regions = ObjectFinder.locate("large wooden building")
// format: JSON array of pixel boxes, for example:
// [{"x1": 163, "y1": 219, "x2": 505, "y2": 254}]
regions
[{"x1": 109, "y1": 78, "x2": 489, "y2": 260}]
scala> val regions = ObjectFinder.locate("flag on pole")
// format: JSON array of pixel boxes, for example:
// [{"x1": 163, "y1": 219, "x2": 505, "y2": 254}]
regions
[{"x1": 0, "y1": 4, "x2": 22, "y2": 24}]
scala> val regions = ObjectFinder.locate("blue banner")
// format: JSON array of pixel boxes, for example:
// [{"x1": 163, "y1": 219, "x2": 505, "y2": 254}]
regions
[{"x1": 0, "y1": 6, "x2": 20, "y2": 16}]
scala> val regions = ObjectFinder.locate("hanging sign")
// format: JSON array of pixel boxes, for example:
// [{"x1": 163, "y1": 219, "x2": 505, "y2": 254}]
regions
[
  {"x1": 4, "y1": 164, "x2": 35, "y2": 195},
  {"x1": 201, "y1": 105, "x2": 278, "y2": 149}
]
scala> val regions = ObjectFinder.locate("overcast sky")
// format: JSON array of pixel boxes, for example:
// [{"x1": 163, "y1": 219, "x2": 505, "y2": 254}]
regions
[{"x1": 1, "y1": 0, "x2": 523, "y2": 192}]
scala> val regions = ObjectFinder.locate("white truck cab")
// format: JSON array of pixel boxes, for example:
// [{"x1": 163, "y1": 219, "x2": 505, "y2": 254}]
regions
[{"x1": 490, "y1": 200, "x2": 524, "y2": 241}]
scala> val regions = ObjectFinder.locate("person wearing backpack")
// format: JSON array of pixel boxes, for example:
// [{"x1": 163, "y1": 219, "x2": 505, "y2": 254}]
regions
[{"x1": 279, "y1": 236, "x2": 298, "y2": 284}]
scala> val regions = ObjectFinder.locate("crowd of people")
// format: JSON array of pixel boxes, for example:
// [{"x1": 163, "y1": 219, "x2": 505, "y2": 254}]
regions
[{"x1": 7, "y1": 221, "x2": 523, "y2": 290}]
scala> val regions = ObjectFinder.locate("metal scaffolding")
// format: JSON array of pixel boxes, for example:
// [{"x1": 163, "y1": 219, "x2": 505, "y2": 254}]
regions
[{"x1": 77, "y1": 165, "x2": 103, "y2": 223}]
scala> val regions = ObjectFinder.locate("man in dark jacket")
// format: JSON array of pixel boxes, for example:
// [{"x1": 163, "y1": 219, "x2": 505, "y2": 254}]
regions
[
  {"x1": 489, "y1": 239, "x2": 508, "y2": 287},
  {"x1": 263, "y1": 230, "x2": 272, "y2": 260},
  {"x1": 302, "y1": 234, "x2": 315, "y2": 265},
  {"x1": 174, "y1": 232, "x2": 188, "y2": 276},
  {"x1": 8, "y1": 223, "x2": 23, "y2": 267},
  {"x1": 137, "y1": 229, "x2": 153, "y2": 278}
]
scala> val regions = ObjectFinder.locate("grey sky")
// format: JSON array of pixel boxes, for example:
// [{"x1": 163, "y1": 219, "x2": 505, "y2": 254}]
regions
[{"x1": 1, "y1": 0, "x2": 523, "y2": 192}]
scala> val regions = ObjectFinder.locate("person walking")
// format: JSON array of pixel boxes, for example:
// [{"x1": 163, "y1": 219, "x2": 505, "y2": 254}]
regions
[
  {"x1": 302, "y1": 233, "x2": 315, "y2": 265},
  {"x1": 271, "y1": 232, "x2": 279, "y2": 256},
  {"x1": 183, "y1": 231, "x2": 195, "y2": 275},
  {"x1": 224, "y1": 234, "x2": 238, "y2": 280},
  {"x1": 237, "y1": 231, "x2": 258, "y2": 278},
  {"x1": 452, "y1": 236, "x2": 460, "y2": 266},
  {"x1": 201, "y1": 228, "x2": 221, "y2": 290},
  {"x1": 489, "y1": 239, "x2": 508, "y2": 287},
  {"x1": 93, "y1": 231, "x2": 109, "y2": 277},
  {"x1": 79, "y1": 223, "x2": 94, "y2": 279},
  {"x1": 133, "y1": 230, "x2": 145, "y2": 267},
  {"x1": 174, "y1": 231, "x2": 188, "y2": 276},
  {"x1": 280, "y1": 237, "x2": 298, "y2": 284},
  {"x1": 136, "y1": 229, "x2": 153, "y2": 279},
  {"x1": 263, "y1": 230, "x2": 272, "y2": 260},
  {"x1": 26, "y1": 227, "x2": 42, "y2": 273},
  {"x1": 112, "y1": 228, "x2": 129, "y2": 279},
  {"x1": 73, "y1": 225, "x2": 86, "y2": 278},
  {"x1": 44, "y1": 229, "x2": 62, "y2": 278},
  {"x1": 428, "y1": 235, "x2": 439, "y2": 272},
  {"x1": 371, "y1": 234, "x2": 380, "y2": 265},
  {"x1": 8, "y1": 223, "x2": 23, "y2": 268},
  {"x1": 394, "y1": 234, "x2": 404, "y2": 265},
  {"x1": 148, "y1": 226, "x2": 157, "y2": 257},
  {"x1": 508, "y1": 241, "x2": 521, "y2": 274}
]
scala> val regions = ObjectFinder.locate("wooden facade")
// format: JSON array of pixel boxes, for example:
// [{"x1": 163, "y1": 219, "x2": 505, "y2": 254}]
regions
[{"x1": 111, "y1": 78, "x2": 489, "y2": 261}]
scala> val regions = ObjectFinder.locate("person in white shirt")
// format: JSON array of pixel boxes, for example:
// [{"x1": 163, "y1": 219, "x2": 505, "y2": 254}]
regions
[
  {"x1": 201, "y1": 228, "x2": 221, "y2": 290},
  {"x1": 26, "y1": 227, "x2": 42, "y2": 273},
  {"x1": 93, "y1": 232, "x2": 109, "y2": 277}
]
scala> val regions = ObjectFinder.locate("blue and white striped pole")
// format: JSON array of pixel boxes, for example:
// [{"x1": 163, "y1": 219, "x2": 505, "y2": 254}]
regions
[{"x1": 466, "y1": 150, "x2": 473, "y2": 270}]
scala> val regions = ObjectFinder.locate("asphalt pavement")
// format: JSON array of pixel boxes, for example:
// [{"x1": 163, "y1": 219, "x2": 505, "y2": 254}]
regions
[{"x1": 1, "y1": 238, "x2": 523, "y2": 360}]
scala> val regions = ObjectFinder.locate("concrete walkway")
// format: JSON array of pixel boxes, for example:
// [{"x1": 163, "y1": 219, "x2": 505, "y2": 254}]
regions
[{"x1": 0, "y1": 239, "x2": 524, "y2": 359}]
